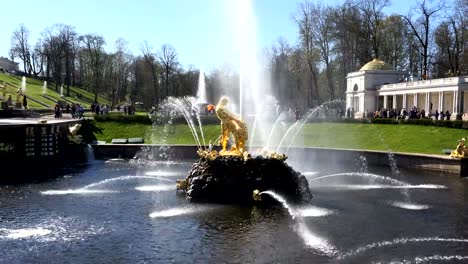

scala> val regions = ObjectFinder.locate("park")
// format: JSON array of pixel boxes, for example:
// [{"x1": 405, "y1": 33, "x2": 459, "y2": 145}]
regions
[{"x1": 0, "y1": 0, "x2": 467, "y2": 263}]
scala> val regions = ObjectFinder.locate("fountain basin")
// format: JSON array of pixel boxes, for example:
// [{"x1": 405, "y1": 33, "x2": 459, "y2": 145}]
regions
[{"x1": 185, "y1": 155, "x2": 312, "y2": 204}]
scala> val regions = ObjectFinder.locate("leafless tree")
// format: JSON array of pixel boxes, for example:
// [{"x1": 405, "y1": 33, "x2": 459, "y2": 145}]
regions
[
  {"x1": 115, "y1": 38, "x2": 133, "y2": 104},
  {"x1": 310, "y1": 3, "x2": 336, "y2": 99},
  {"x1": 380, "y1": 15, "x2": 407, "y2": 70},
  {"x1": 294, "y1": 0, "x2": 321, "y2": 106},
  {"x1": 356, "y1": 0, "x2": 391, "y2": 58},
  {"x1": 403, "y1": 0, "x2": 446, "y2": 79},
  {"x1": 157, "y1": 44, "x2": 179, "y2": 98},
  {"x1": 329, "y1": 2, "x2": 362, "y2": 97},
  {"x1": 10, "y1": 24, "x2": 32, "y2": 74},
  {"x1": 140, "y1": 41, "x2": 160, "y2": 105},
  {"x1": 79, "y1": 34, "x2": 106, "y2": 102}
]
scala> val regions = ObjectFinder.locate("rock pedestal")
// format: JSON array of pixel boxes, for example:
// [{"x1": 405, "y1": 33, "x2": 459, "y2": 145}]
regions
[{"x1": 185, "y1": 155, "x2": 312, "y2": 204}]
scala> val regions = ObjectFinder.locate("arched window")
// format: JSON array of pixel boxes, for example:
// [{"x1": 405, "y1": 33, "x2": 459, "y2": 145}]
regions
[{"x1": 353, "y1": 84, "x2": 358, "y2": 92}]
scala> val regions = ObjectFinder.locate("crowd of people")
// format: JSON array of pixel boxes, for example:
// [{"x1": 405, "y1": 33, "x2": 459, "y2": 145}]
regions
[
  {"x1": 371, "y1": 106, "x2": 451, "y2": 120},
  {"x1": 54, "y1": 102, "x2": 85, "y2": 119}
]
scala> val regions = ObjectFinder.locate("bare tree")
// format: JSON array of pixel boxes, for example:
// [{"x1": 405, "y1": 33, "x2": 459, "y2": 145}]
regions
[
  {"x1": 271, "y1": 37, "x2": 293, "y2": 104},
  {"x1": 157, "y1": 44, "x2": 178, "y2": 98},
  {"x1": 115, "y1": 38, "x2": 133, "y2": 104},
  {"x1": 30, "y1": 42, "x2": 44, "y2": 77},
  {"x1": 10, "y1": 24, "x2": 32, "y2": 74},
  {"x1": 356, "y1": 0, "x2": 391, "y2": 58},
  {"x1": 380, "y1": 15, "x2": 407, "y2": 70},
  {"x1": 403, "y1": 0, "x2": 446, "y2": 79},
  {"x1": 140, "y1": 41, "x2": 160, "y2": 105},
  {"x1": 310, "y1": 3, "x2": 336, "y2": 99},
  {"x1": 58, "y1": 25, "x2": 78, "y2": 96},
  {"x1": 330, "y1": 2, "x2": 363, "y2": 97},
  {"x1": 294, "y1": 0, "x2": 321, "y2": 105},
  {"x1": 80, "y1": 34, "x2": 106, "y2": 102}
]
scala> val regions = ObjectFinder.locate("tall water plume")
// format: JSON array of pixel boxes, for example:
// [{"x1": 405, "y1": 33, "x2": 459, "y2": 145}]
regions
[
  {"x1": 224, "y1": 0, "x2": 272, "y2": 148},
  {"x1": 21, "y1": 76, "x2": 26, "y2": 93},
  {"x1": 42, "y1": 81, "x2": 47, "y2": 95},
  {"x1": 196, "y1": 69, "x2": 207, "y2": 104}
]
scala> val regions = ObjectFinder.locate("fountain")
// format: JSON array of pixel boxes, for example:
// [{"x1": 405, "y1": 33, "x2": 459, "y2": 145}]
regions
[
  {"x1": 21, "y1": 76, "x2": 26, "y2": 93},
  {"x1": 2, "y1": 1, "x2": 467, "y2": 263},
  {"x1": 60, "y1": 85, "x2": 64, "y2": 97},
  {"x1": 42, "y1": 81, "x2": 47, "y2": 95},
  {"x1": 178, "y1": 96, "x2": 312, "y2": 204},
  {"x1": 196, "y1": 69, "x2": 207, "y2": 105}
]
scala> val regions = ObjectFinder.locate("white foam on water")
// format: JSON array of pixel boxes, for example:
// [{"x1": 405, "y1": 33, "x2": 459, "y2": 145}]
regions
[
  {"x1": 309, "y1": 172, "x2": 409, "y2": 186},
  {"x1": 260, "y1": 191, "x2": 296, "y2": 219},
  {"x1": 339, "y1": 237, "x2": 468, "y2": 260},
  {"x1": 0, "y1": 228, "x2": 51, "y2": 239},
  {"x1": 296, "y1": 221, "x2": 337, "y2": 256},
  {"x1": 391, "y1": 255, "x2": 468, "y2": 263},
  {"x1": 135, "y1": 184, "x2": 175, "y2": 192},
  {"x1": 260, "y1": 191, "x2": 337, "y2": 256},
  {"x1": 105, "y1": 158, "x2": 126, "y2": 163},
  {"x1": 317, "y1": 184, "x2": 447, "y2": 190},
  {"x1": 82, "y1": 175, "x2": 174, "y2": 189},
  {"x1": 149, "y1": 207, "x2": 201, "y2": 218},
  {"x1": 302, "y1": 171, "x2": 319, "y2": 176},
  {"x1": 296, "y1": 206, "x2": 334, "y2": 217},
  {"x1": 389, "y1": 201, "x2": 431, "y2": 210},
  {"x1": 41, "y1": 189, "x2": 117, "y2": 195},
  {"x1": 145, "y1": 171, "x2": 184, "y2": 177}
]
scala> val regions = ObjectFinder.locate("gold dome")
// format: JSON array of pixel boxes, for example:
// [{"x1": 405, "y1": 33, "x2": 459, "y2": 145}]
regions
[{"x1": 359, "y1": 58, "x2": 393, "y2": 71}]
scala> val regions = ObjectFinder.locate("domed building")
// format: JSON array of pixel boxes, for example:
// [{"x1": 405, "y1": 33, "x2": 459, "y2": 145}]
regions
[{"x1": 345, "y1": 58, "x2": 468, "y2": 120}]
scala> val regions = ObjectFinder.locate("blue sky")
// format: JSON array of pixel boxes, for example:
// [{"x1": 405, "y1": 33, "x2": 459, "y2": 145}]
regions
[{"x1": 1, "y1": 0, "x2": 426, "y2": 71}]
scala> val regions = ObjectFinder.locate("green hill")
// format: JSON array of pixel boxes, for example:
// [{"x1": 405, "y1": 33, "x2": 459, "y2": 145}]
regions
[{"x1": 0, "y1": 72, "x2": 111, "y2": 109}]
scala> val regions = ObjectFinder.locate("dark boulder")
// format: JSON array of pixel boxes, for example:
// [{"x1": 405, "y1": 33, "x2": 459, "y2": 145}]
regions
[{"x1": 185, "y1": 155, "x2": 312, "y2": 204}]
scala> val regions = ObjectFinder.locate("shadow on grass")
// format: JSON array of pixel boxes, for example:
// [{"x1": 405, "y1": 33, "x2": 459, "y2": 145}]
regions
[{"x1": 78, "y1": 119, "x2": 103, "y2": 143}]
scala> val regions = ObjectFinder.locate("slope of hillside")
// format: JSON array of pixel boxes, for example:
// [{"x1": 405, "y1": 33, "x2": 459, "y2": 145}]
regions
[{"x1": 0, "y1": 73, "x2": 111, "y2": 109}]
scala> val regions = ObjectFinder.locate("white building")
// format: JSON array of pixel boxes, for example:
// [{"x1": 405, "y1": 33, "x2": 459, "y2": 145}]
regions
[
  {"x1": 345, "y1": 58, "x2": 468, "y2": 120},
  {"x1": 0, "y1": 56, "x2": 19, "y2": 72}
]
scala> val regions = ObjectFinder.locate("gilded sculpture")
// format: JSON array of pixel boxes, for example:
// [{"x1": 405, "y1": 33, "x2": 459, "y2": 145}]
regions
[
  {"x1": 215, "y1": 96, "x2": 248, "y2": 156},
  {"x1": 450, "y1": 137, "x2": 468, "y2": 159}
]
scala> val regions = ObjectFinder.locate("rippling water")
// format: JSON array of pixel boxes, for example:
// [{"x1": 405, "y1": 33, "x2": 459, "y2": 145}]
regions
[{"x1": 0, "y1": 160, "x2": 467, "y2": 263}]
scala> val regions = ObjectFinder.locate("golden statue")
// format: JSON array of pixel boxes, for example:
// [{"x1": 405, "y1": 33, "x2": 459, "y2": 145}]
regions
[
  {"x1": 0, "y1": 81, "x2": 5, "y2": 101},
  {"x1": 450, "y1": 137, "x2": 468, "y2": 158},
  {"x1": 68, "y1": 124, "x2": 83, "y2": 144},
  {"x1": 215, "y1": 96, "x2": 248, "y2": 156},
  {"x1": 16, "y1": 88, "x2": 23, "y2": 104},
  {"x1": 176, "y1": 179, "x2": 188, "y2": 193}
]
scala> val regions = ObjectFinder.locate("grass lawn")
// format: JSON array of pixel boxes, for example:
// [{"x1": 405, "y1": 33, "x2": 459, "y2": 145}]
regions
[
  {"x1": 90, "y1": 121, "x2": 463, "y2": 155},
  {"x1": 0, "y1": 73, "x2": 110, "y2": 109},
  {"x1": 92, "y1": 122, "x2": 221, "y2": 145}
]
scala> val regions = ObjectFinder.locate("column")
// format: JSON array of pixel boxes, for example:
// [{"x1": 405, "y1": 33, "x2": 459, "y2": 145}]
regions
[
  {"x1": 383, "y1": 95, "x2": 388, "y2": 109},
  {"x1": 392, "y1": 95, "x2": 397, "y2": 109},
  {"x1": 453, "y1": 90, "x2": 457, "y2": 114},
  {"x1": 403, "y1": 94, "x2": 407, "y2": 109},
  {"x1": 439, "y1": 92, "x2": 444, "y2": 112},
  {"x1": 452, "y1": 90, "x2": 463, "y2": 120},
  {"x1": 413, "y1": 93, "x2": 418, "y2": 108},
  {"x1": 425, "y1": 92, "x2": 430, "y2": 117}
]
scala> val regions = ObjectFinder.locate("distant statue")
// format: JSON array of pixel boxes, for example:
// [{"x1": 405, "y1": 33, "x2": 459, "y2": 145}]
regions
[
  {"x1": 0, "y1": 81, "x2": 5, "y2": 101},
  {"x1": 16, "y1": 88, "x2": 23, "y2": 104},
  {"x1": 215, "y1": 96, "x2": 248, "y2": 156},
  {"x1": 450, "y1": 137, "x2": 468, "y2": 159},
  {"x1": 68, "y1": 124, "x2": 83, "y2": 144}
]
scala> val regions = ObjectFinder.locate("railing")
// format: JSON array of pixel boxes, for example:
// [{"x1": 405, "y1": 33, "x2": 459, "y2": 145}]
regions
[{"x1": 379, "y1": 77, "x2": 464, "y2": 90}]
